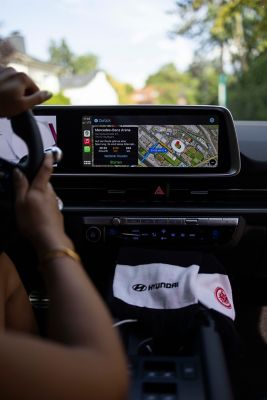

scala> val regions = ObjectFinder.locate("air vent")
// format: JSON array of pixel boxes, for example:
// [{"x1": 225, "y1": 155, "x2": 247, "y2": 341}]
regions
[
  {"x1": 55, "y1": 183, "x2": 267, "y2": 208},
  {"x1": 208, "y1": 189, "x2": 267, "y2": 206},
  {"x1": 55, "y1": 185, "x2": 152, "y2": 206},
  {"x1": 170, "y1": 188, "x2": 267, "y2": 207}
]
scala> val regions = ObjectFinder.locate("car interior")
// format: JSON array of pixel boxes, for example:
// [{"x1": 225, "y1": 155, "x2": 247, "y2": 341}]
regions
[{"x1": 1, "y1": 104, "x2": 267, "y2": 399}]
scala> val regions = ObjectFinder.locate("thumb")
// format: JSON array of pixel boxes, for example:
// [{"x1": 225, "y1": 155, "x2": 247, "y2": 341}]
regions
[{"x1": 21, "y1": 90, "x2": 53, "y2": 108}]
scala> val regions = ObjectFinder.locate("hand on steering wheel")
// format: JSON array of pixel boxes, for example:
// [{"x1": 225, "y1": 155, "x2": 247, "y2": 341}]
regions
[
  {"x1": 0, "y1": 66, "x2": 52, "y2": 118},
  {"x1": 0, "y1": 66, "x2": 53, "y2": 204}
]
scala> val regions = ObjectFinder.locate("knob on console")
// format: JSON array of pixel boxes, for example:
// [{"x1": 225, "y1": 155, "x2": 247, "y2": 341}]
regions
[
  {"x1": 86, "y1": 226, "x2": 102, "y2": 243},
  {"x1": 112, "y1": 217, "x2": 121, "y2": 226}
]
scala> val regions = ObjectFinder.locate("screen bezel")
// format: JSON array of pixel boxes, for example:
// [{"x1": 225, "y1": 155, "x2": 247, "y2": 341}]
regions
[{"x1": 33, "y1": 105, "x2": 240, "y2": 178}]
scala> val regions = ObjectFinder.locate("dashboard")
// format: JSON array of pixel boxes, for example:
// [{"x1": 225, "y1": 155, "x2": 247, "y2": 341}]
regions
[
  {"x1": 0, "y1": 105, "x2": 240, "y2": 177},
  {"x1": 1, "y1": 106, "x2": 267, "y2": 250}
]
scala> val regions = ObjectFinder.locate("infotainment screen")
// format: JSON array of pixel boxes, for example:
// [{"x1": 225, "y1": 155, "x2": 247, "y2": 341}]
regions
[
  {"x1": 0, "y1": 105, "x2": 240, "y2": 177},
  {"x1": 81, "y1": 115, "x2": 218, "y2": 168}
]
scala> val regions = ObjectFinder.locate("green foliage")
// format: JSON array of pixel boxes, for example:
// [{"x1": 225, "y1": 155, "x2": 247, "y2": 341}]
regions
[
  {"x1": 44, "y1": 91, "x2": 71, "y2": 105},
  {"x1": 106, "y1": 74, "x2": 135, "y2": 104},
  {"x1": 170, "y1": 1, "x2": 267, "y2": 118},
  {"x1": 171, "y1": 0, "x2": 267, "y2": 73},
  {"x1": 188, "y1": 58, "x2": 219, "y2": 104},
  {"x1": 48, "y1": 39, "x2": 98, "y2": 75},
  {"x1": 146, "y1": 63, "x2": 198, "y2": 104},
  {"x1": 72, "y1": 54, "x2": 98, "y2": 75},
  {"x1": 49, "y1": 39, "x2": 73, "y2": 74},
  {"x1": 228, "y1": 51, "x2": 267, "y2": 120}
]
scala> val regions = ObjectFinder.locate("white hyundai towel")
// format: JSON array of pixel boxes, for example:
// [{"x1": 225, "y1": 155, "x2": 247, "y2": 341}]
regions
[{"x1": 113, "y1": 262, "x2": 235, "y2": 320}]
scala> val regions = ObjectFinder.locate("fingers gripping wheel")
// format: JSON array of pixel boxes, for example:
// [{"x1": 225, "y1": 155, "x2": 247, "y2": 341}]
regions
[{"x1": 0, "y1": 110, "x2": 44, "y2": 207}]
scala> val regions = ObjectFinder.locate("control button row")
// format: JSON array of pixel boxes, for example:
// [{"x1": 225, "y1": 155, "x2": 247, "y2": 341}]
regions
[
  {"x1": 113, "y1": 229, "x2": 227, "y2": 243},
  {"x1": 144, "y1": 370, "x2": 176, "y2": 379},
  {"x1": 83, "y1": 216, "x2": 239, "y2": 227},
  {"x1": 120, "y1": 217, "x2": 239, "y2": 226}
]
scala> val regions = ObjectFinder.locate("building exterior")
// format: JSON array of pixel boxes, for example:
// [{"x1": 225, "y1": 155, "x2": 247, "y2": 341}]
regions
[
  {"x1": 8, "y1": 51, "x2": 60, "y2": 94},
  {"x1": 60, "y1": 70, "x2": 119, "y2": 105},
  {"x1": 6, "y1": 32, "x2": 118, "y2": 105},
  {"x1": 6, "y1": 32, "x2": 60, "y2": 93}
]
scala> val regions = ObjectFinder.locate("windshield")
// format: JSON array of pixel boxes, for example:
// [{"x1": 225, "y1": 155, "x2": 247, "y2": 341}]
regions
[{"x1": 1, "y1": 0, "x2": 267, "y2": 120}]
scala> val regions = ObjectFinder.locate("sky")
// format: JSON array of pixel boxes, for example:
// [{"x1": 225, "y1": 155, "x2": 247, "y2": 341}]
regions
[{"x1": 1, "y1": 0, "x2": 196, "y2": 88}]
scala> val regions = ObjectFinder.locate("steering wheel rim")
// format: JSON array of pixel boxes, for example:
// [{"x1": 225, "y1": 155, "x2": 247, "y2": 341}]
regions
[
  {"x1": 0, "y1": 110, "x2": 44, "y2": 250},
  {"x1": 0, "y1": 110, "x2": 44, "y2": 205},
  {"x1": 11, "y1": 110, "x2": 44, "y2": 181}
]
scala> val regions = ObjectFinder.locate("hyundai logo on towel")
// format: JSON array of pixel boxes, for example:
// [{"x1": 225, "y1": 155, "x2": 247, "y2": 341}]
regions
[
  {"x1": 132, "y1": 282, "x2": 179, "y2": 292},
  {"x1": 132, "y1": 284, "x2": 147, "y2": 292}
]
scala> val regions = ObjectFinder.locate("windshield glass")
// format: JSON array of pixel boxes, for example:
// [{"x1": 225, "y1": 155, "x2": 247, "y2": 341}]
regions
[{"x1": 1, "y1": 0, "x2": 267, "y2": 120}]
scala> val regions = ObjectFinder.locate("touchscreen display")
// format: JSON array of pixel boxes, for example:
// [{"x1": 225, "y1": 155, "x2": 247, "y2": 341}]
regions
[
  {"x1": 0, "y1": 106, "x2": 239, "y2": 176},
  {"x1": 0, "y1": 115, "x2": 57, "y2": 163},
  {"x1": 82, "y1": 116, "x2": 218, "y2": 168}
]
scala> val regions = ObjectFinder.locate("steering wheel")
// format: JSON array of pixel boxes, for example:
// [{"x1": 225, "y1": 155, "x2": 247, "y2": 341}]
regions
[
  {"x1": 0, "y1": 110, "x2": 62, "y2": 255},
  {"x1": 0, "y1": 110, "x2": 44, "y2": 208}
]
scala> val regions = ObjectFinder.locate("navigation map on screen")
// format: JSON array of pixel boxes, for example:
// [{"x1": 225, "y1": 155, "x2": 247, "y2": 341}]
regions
[
  {"x1": 138, "y1": 124, "x2": 218, "y2": 167},
  {"x1": 82, "y1": 116, "x2": 218, "y2": 168}
]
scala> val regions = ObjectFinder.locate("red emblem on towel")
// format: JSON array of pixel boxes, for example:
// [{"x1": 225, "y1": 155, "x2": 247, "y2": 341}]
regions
[{"x1": 215, "y1": 287, "x2": 232, "y2": 309}]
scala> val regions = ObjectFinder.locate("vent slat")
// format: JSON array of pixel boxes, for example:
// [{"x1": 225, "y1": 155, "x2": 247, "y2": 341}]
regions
[{"x1": 55, "y1": 186, "x2": 267, "y2": 207}]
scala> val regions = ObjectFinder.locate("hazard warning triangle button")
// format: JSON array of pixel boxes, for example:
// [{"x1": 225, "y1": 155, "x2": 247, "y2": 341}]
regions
[{"x1": 154, "y1": 185, "x2": 166, "y2": 196}]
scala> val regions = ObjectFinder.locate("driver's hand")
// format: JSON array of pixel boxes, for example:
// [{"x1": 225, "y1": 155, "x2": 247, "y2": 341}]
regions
[
  {"x1": 0, "y1": 66, "x2": 52, "y2": 118},
  {"x1": 13, "y1": 153, "x2": 72, "y2": 257}
]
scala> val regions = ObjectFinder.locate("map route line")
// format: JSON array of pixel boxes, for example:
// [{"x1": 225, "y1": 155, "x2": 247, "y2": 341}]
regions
[{"x1": 141, "y1": 142, "x2": 158, "y2": 162}]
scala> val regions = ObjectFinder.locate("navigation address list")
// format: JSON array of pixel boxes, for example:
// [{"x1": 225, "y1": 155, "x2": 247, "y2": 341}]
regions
[{"x1": 93, "y1": 126, "x2": 138, "y2": 166}]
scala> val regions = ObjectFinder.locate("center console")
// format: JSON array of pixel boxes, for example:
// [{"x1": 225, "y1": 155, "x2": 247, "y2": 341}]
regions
[{"x1": 122, "y1": 316, "x2": 234, "y2": 400}]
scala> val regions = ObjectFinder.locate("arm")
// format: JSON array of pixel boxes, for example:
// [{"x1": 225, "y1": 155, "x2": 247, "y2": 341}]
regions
[
  {"x1": 0, "y1": 65, "x2": 50, "y2": 334},
  {"x1": 3, "y1": 154, "x2": 128, "y2": 400},
  {"x1": 0, "y1": 332, "x2": 127, "y2": 400},
  {"x1": 0, "y1": 252, "x2": 38, "y2": 334},
  {"x1": 0, "y1": 67, "x2": 128, "y2": 399}
]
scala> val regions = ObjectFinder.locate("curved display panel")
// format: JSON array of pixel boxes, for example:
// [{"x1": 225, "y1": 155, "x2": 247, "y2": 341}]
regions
[{"x1": 0, "y1": 105, "x2": 241, "y2": 178}]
